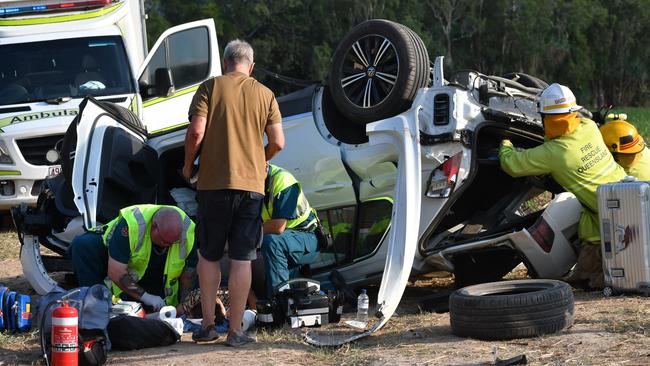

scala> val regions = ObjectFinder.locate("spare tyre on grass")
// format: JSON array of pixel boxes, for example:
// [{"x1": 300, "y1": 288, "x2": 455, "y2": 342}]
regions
[
  {"x1": 449, "y1": 279, "x2": 574, "y2": 340},
  {"x1": 328, "y1": 19, "x2": 430, "y2": 125}
]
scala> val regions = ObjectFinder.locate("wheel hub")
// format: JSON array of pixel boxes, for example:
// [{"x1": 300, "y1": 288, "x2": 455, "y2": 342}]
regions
[{"x1": 366, "y1": 66, "x2": 376, "y2": 78}]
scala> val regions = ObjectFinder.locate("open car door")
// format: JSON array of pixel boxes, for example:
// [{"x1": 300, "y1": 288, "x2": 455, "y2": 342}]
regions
[
  {"x1": 137, "y1": 19, "x2": 221, "y2": 133},
  {"x1": 71, "y1": 97, "x2": 159, "y2": 229}
]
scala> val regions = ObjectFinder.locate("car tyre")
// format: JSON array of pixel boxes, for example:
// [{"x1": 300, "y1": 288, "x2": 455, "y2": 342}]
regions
[
  {"x1": 449, "y1": 279, "x2": 574, "y2": 340},
  {"x1": 328, "y1": 19, "x2": 429, "y2": 124}
]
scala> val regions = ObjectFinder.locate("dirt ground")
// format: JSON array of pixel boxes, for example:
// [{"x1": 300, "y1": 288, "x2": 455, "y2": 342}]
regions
[{"x1": 2, "y1": 235, "x2": 650, "y2": 365}]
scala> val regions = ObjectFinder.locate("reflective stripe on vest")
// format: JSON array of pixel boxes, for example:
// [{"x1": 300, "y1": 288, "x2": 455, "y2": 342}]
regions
[
  {"x1": 99, "y1": 204, "x2": 195, "y2": 306},
  {"x1": 263, "y1": 164, "x2": 314, "y2": 229},
  {"x1": 133, "y1": 207, "x2": 146, "y2": 253}
]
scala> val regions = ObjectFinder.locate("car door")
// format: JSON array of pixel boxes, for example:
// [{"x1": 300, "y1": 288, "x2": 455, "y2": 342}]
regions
[
  {"x1": 71, "y1": 97, "x2": 158, "y2": 230},
  {"x1": 271, "y1": 112, "x2": 356, "y2": 209},
  {"x1": 137, "y1": 19, "x2": 221, "y2": 133}
]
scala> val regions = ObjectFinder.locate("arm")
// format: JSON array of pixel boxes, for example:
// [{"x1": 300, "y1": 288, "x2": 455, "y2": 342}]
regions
[
  {"x1": 263, "y1": 219, "x2": 287, "y2": 235},
  {"x1": 263, "y1": 183, "x2": 300, "y2": 234},
  {"x1": 499, "y1": 139, "x2": 552, "y2": 177},
  {"x1": 107, "y1": 257, "x2": 146, "y2": 300},
  {"x1": 178, "y1": 267, "x2": 196, "y2": 304},
  {"x1": 265, "y1": 122, "x2": 284, "y2": 161},
  {"x1": 182, "y1": 115, "x2": 207, "y2": 179}
]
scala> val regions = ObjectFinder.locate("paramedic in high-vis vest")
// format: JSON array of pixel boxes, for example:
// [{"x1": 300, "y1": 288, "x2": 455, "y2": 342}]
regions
[
  {"x1": 261, "y1": 163, "x2": 319, "y2": 298},
  {"x1": 68, "y1": 205, "x2": 197, "y2": 311},
  {"x1": 499, "y1": 83, "x2": 627, "y2": 289},
  {"x1": 600, "y1": 118, "x2": 650, "y2": 181}
]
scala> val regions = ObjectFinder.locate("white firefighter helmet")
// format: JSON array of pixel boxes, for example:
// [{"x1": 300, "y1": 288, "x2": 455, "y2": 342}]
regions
[{"x1": 538, "y1": 83, "x2": 582, "y2": 114}]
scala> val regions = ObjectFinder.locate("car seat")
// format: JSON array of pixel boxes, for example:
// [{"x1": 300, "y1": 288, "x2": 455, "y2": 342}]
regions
[{"x1": 75, "y1": 55, "x2": 106, "y2": 87}]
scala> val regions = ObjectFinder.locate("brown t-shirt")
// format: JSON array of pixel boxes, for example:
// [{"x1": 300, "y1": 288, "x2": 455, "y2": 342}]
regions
[{"x1": 188, "y1": 72, "x2": 281, "y2": 194}]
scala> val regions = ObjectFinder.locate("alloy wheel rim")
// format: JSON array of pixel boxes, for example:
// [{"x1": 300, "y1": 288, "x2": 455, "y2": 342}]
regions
[{"x1": 339, "y1": 34, "x2": 399, "y2": 109}]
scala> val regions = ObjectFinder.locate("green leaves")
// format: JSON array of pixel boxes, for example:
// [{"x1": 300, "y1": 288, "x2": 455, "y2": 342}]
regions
[{"x1": 143, "y1": 0, "x2": 650, "y2": 107}]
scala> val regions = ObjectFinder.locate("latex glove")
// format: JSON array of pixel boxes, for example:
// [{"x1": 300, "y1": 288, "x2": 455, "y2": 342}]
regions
[{"x1": 141, "y1": 292, "x2": 166, "y2": 311}]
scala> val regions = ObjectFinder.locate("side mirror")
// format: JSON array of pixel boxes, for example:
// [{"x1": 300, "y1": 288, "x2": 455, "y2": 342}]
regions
[{"x1": 154, "y1": 68, "x2": 175, "y2": 97}]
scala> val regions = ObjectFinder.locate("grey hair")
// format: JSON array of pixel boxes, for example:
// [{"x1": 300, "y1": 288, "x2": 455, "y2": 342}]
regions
[
  {"x1": 153, "y1": 207, "x2": 182, "y2": 232},
  {"x1": 223, "y1": 39, "x2": 254, "y2": 66}
]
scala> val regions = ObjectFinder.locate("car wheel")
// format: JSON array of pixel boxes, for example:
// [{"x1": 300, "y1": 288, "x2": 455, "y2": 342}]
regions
[
  {"x1": 450, "y1": 279, "x2": 574, "y2": 340},
  {"x1": 502, "y1": 72, "x2": 549, "y2": 89},
  {"x1": 328, "y1": 19, "x2": 429, "y2": 125},
  {"x1": 452, "y1": 250, "x2": 522, "y2": 288}
]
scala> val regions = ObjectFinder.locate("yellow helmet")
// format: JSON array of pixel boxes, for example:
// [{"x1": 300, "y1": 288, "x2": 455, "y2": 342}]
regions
[{"x1": 599, "y1": 119, "x2": 646, "y2": 154}]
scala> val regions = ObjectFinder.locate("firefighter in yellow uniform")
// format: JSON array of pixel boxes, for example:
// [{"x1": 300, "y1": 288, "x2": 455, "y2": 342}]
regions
[
  {"x1": 499, "y1": 83, "x2": 626, "y2": 289},
  {"x1": 599, "y1": 117, "x2": 650, "y2": 181}
]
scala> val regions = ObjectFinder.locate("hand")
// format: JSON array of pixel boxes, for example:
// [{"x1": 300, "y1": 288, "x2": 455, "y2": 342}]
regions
[
  {"x1": 182, "y1": 164, "x2": 192, "y2": 180},
  {"x1": 141, "y1": 292, "x2": 166, "y2": 311}
]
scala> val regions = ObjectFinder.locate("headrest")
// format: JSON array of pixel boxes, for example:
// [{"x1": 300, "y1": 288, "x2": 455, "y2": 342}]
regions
[{"x1": 82, "y1": 54, "x2": 98, "y2": 70}]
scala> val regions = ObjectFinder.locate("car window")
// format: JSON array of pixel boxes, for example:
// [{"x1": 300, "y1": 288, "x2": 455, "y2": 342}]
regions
[
  {"x1": 168, "y1": 27, "x2": 210, "y2": 89},
  {"x1": 354, "y1": 198, "x2": 392, "y2": 259},
  {"x1": 139, "y1": 43, "x2": 166, "y2": 99},
  {"x1": 311, "y1": 206, "x2": 355, "y2": 270},
  {"x1": 0, "y1": 36, "x2": 134, "y2": 105}
]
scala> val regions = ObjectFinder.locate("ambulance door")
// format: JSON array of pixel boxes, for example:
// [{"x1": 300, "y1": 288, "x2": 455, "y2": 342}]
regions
[{"x1": 137, "y1": 19, "x2": 221, "y2": 133}]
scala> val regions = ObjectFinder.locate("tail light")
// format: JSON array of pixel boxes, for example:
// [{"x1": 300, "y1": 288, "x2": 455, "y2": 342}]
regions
[
  {"x1": 529, "y1": 217, "x2": 554, "y2": 253},
  {"x1": 426, "y1": 151, "x2": 462, "y2": 198}
]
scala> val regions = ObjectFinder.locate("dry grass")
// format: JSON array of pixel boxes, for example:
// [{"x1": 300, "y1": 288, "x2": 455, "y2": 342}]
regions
[
  {"x1": 2, "y1": 230, "x2": 650, "y2": 365},
  {"x1": 0, "y1": 229, "x2": 20, "y2": 260}
]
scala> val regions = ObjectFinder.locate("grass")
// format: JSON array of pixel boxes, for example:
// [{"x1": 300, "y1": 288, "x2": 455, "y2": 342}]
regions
[
  {"x1": 608, "y1": 107, "x2": 650, "y2": 140},
  {"x1": 0, "y1": 230, "x2": 19, "y2": 260}
]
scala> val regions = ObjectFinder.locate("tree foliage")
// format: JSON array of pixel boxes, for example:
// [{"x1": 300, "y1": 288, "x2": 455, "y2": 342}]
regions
[{"x1": 144, "y1": 0, "x2": 650, "y2": 106}]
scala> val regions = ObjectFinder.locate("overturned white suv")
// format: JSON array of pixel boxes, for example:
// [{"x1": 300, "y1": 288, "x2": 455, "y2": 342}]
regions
[{"x1": 13, "y1": 20, "x2": 581, "y2": 335}]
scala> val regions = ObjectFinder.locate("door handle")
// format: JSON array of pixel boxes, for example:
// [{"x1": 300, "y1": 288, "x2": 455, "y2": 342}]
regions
[{"x1": 313, "y1": 183, "x2": 346, "y2": 193}]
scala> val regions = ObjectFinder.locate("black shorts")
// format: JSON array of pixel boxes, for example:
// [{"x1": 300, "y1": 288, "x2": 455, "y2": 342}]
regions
[{"x1": 196, "y1": 189, "x2": 263, "y2": 261}]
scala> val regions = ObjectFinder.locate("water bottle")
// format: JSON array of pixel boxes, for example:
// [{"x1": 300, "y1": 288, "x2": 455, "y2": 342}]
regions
[{"x1": 356, "y1": 289, "x2": 369, "y2": 323}]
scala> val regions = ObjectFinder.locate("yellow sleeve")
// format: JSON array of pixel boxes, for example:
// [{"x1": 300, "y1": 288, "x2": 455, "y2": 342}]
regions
[{"x1": 499, "y1": 139, "x2": 552, "y2": 177}]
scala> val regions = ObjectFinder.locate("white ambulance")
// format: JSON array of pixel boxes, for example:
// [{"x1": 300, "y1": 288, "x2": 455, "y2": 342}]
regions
[{"x1": 0, "y1": 0, "x2": 221, "y2": 210}]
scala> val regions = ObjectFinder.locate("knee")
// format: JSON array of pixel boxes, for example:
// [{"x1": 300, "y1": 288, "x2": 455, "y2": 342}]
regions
[
  {"x1": 69, "y1": 233, "x2": 103, "y2": 259},
  {"x1": 261, "y1": 234, "x2": 282, "y2": 257}
]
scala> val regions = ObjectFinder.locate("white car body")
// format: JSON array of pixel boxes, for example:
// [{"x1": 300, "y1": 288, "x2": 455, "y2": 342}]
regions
[
  {"x1": 12, "y1": 22, "x2": 582, "y2": 342},
  {"x1": 0, "y1": 0, "x2": 221, "y2": 209}
]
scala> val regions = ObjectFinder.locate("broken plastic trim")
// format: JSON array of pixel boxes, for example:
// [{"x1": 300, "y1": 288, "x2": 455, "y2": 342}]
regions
[
  {"x1": 306, "y1": 106, "x2": 422, "y2": 346},
  {"x1": 426, "y1": 151, "x2": 462, "y2": 198}
]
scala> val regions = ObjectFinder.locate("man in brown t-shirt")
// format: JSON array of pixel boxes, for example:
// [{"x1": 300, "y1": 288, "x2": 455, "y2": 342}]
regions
[{"x1": 183, "y1": 39, "x2": 284, "y2": 346}]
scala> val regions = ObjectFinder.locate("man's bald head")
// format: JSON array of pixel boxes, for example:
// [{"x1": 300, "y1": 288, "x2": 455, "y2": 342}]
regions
[{"x1": 151, "y1": 208, "x2": 182, "y2": 247}]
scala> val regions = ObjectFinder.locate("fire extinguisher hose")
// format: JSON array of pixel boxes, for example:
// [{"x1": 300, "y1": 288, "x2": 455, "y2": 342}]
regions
[{"x1": 39, "y1": 300, "x2": 58, "y2": 366}]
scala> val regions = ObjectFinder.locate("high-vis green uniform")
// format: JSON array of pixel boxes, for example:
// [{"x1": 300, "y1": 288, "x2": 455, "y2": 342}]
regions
[
  {"x1": 627, "y1": 147, "x2": 650, "y2": 181},
  {"x1": 499, "y1": 118, "x2": 627, "y2": 244},
  {"x1": 101, "y1": 205, "x2": 195, "y2": 306},
  {"x1": 262, "y1": 164, "x2": 317, "y2": 230},
  {"x1": 261, "y1": 164, "x2": 318, "y2": 297}
]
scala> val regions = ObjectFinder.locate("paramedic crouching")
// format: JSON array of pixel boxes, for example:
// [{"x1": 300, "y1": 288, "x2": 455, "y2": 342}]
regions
[
  {"x1": 68, "y1": 205, "x2": 197, "y2": 311},
  {"x1": 260, "y1": 163, "x2": 319, "y2": 298}
]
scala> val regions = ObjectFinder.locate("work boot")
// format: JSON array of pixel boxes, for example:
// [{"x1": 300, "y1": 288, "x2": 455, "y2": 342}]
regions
[
  {"x1": 564, "y1": 243, "x2": 603, "y2": 290},
  {"x1": 225, "y1": 330, "x2": 256, "y2": 347},
  {"x1": 192, "y1": 325, "x2": 219, "y2": 344}
]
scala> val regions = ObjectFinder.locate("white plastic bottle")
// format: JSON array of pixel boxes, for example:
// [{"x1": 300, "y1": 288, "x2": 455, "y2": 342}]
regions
[{"x1": 356, "y1": 289, "x2": 369, "y2": 323}]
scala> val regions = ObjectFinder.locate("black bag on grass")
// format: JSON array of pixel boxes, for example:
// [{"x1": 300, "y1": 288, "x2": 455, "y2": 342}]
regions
[{"x1": 107, "y1": 315, "x2": 179, "y2": 350}]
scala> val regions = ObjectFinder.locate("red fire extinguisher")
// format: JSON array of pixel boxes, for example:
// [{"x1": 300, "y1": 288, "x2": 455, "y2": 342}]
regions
[{"x1": 51, "y1": 300, "x2": 78, "y2": 366}]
